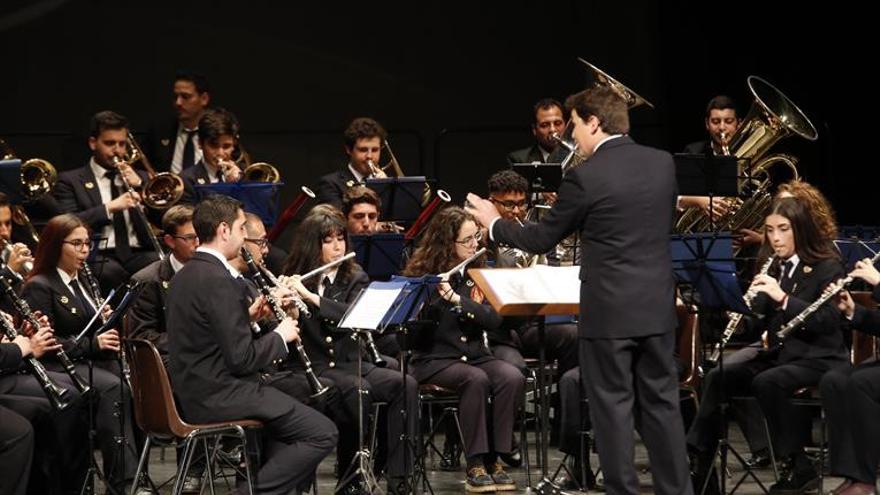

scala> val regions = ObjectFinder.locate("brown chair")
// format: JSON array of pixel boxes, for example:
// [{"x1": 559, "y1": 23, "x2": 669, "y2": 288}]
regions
[
  {"x1": 676, "y1": 303, "x2": 702, "y2": 404},
  {"x1": 125, "y1": 338, "x2": 262, "y2": 495}
]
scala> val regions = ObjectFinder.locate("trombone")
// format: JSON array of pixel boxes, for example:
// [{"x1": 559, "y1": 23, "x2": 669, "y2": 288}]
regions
[{"x1": 124, "y1": 133, "x2": 185, "y2": 210}]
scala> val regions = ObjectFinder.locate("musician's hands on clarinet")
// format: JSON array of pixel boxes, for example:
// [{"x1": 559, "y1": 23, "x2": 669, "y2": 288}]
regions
[{"x1": 751, "y1": 273, "x2": 786, "y2": 303}]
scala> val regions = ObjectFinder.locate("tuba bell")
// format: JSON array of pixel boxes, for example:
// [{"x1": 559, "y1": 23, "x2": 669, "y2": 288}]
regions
[{"x1": 675, "y1": 76, "x2": 816, "y2": 234}]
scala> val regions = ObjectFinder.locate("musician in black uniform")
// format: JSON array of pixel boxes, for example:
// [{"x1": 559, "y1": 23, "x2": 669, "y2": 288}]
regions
[
  {"x1": 314, "y1": 118, "x2": 386, "y2": 209},
  {"x1": 686, "y1": 198, "x2": 848, "y2": 494},
  {"x1": 506, "y1": 98, "x2": 566, "y2": 166},
  {"x1": 178, "y1": 108, "x2": 243, "y2": 205},
  {"x1": 21, "y1": 213, "x2": 141, "y2": 494},
  {"x1": 403, "y1": 207, "x2": 525, "y2": 493},
  {"x1": 820, "y1": 258, "x2": 880, "y2": 495},
  {"x1": 282, "y1": 205, "x2": 418, "y2": 494}
]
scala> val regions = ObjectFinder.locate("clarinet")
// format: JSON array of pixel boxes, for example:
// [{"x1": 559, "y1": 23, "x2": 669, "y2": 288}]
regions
[
  {"x1": 706, "y1": 255, "x2": 777, "y2": 364},
  {"x1": 81, "y1": 263, "x2": 131, "y2": 389},
  {"x1": 240, "y1": 248, "x2": 329, "y2": 397},
  {"x1": 0, "y1": 311, "x2": 71, "y2": 410},
  {"x1": 0, "y1": 265, "x2": 91, "y2": 395},
  {"x1": 258, "y1": 264, "x2": 311, "y2": 318},
  {"x1": 777, "y1": 251, "x2": 880, "y2": 339}
]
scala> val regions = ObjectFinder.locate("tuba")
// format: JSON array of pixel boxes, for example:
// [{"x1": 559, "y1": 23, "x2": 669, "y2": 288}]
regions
[{"x1": 675, "y1": 76, "x2": 817, "y2": 234}]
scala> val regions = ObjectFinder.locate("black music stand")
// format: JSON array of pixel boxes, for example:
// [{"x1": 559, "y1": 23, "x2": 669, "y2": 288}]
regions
[
  {"x1": 350, "y1": 233, "x2": 406, "y2": 281},
  {"x1": 675, "y1": 153, "x2": 740, "y2": 233},
  {"x1": 671, "y1": 235, "x2": 771, "y2": 494},
  {"x1": 512, "y1": 163, "x2": 562, "y2": 199},
  {"x1": 365, "y1": 177, "x2": 431, "y2": 223},
  {"x1": 74, "y1": 281, "x2": 144, "y2": 495},
  {"x1": 0, "y1": 159, "x2": 24, "y2": 204}
]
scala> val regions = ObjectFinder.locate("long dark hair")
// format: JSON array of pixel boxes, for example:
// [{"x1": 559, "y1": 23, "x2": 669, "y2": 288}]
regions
[
  {"x1": 29, "y1": 214, "x2": 89, "y2": 281},
  {"x1": 282, "y1": 205, "x2": 354, "y2": 290},
  {"x1": 759, "y1": 197, "x2": 839, "y2": 266},
  {"x1": 403, "y1": 206, "x2": 484, "y2": 276}
]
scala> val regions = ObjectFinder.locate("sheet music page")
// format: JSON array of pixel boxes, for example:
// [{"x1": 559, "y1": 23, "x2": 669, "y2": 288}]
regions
[
  {"x1": 338, "y1": 286, "x2": 403, "y2": 330},
  {"x1": 478, "y1": 265, "x2": 579, "y2": 304}
]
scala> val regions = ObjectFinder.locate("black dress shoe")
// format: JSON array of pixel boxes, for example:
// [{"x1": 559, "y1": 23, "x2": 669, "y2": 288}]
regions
[
  {"x1": 745, "y1": 450, "x2": 772, "y2": 469},
  {"x1": 768, "y1": 464, "x2": 819, "y2": 494},
  {"x1": 498, "y1": 446, "x2": 522, "y2": 468}
]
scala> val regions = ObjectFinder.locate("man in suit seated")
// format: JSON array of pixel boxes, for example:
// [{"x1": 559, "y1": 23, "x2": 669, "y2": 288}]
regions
[
  {"x1": 145, "y1": 70, "x2": 212, "y2": 173},
  {"x1": 54, "y1": 110, "x2": 159, "y2": 291},
  {"x1": 178, "y1": 107, "x2": 243, "y2": 205},
  {"x1": 506, "y1": 98, "x2": 567, "y2": 166},
  {"x1": 129, "y1": 204, "x2": 198, "y2": 364},
  {"x1": 314, "y1": 117, "x2": 387, "y2": 209},
  {"x1": 683, "y1": 95, "x2": 740, "y2": 156},
  {"x1": 168, "y1": 194, "x2": 337, "y2": 495}
]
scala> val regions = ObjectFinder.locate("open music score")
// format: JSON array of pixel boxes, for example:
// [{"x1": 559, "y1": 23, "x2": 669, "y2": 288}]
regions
[{"x1": 468, "y1": 265, "x2": 580, "y2": 316}]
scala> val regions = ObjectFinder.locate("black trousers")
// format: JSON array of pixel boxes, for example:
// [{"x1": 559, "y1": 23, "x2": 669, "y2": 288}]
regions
[
  {"x1": 492, "y1": 322, "x2": 579, "y2": 376},
  {"x1": 820, "y1": 360, "x2": 880, "y2": 484},
  {"x1": 0, "y1": 403, "x2": 33, "y2": 495},
  {"x1": 422, "y1": 359, "x2": 525, "y2": 459},
  {"x1": 687, "y1": 353, "x2": 841, "y2": 460},
  {"x1": 240, "y1": 401, "x2": 338, "y2": 495},
  {"x1": 320, "y1": 365, "x2": 419, "y2": 478},
  {"x1": 558, "y1": 366, "x2": 587, "y2": 456},
  {"x1": 581, "y1": 333, "x2": 692, "y2": 495}
]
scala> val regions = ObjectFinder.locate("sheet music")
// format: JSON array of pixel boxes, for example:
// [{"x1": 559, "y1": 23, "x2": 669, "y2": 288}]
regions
[
  {"x1": 338, "y1": 286, "x2": 404, "y2": 330},
  {"x1": 477, "y1": 265, "x2": 580, "y2": 304}
]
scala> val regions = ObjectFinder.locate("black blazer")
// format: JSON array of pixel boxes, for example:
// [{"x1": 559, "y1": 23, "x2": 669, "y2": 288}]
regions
[
  {"x1": 506, "y1": 144, "x2": 544, "y2": 166},
  {"x1": 0, "y1": 343, "x2": 23, "y2": 372},
  {"x1": 167, "y1": 251, "x2": 295, "y2": 423},
  {"x1": 54, "y1": 164, "x2": 154, "y2": 250},
  {"x1": 293, "y1": 267, "x2": 370, "y2": 374},
  {"x1": 493, "y1": 135, "x2": 679, "y2": 339},
  {"x1": 20, "y1": 271, "x2": 106, "y2": 361},
  {"x1": 409, "y1": 274, "x2": 501, "y2": 382},
  {"x1": 314, "y1": 167, "x2": 359, "y2": 209},
  {"x1": 128, "y1": 258, "x2": 175, "y2": 358},
  {"x1": 143, "y1": 119, "x2": 178, "y2": 173},
  {"x1": 752, "y1": 257, "x2": 848, "y2": 365},
  {"x1": 683, "y1": 140, "x2": 713, "y2": 155}
]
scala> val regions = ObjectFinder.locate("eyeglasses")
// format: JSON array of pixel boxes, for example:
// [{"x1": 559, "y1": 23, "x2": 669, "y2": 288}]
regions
[
  {"x1": 245, "y1": 237, "x2": 270, "y2": 248},
  {"x1": 62, "y1": 239, "x2": 92, "y2": 251},
  {"x1": 455, "y1": 230, "x2": 483, "y2": 245},
  {"x1": 171, "y1": 234, "x2": 198, "y2": 243},
  {"x1": 490, "y1": 198, "x2": 528, "y2": 211}
]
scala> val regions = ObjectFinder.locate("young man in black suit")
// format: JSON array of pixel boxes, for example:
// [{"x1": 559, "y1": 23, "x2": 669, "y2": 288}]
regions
[
  {"x1": 468, "y1": 85, "x2": 692, "y2": 495},
  {"x1": 314, "y1": 118, "x2": 387, "y2": 209},
  {"x1": 145, "y1": 71, "x2": 212, "y2": 173},
  {"x1": 683, "y1": 95, "x2": 740, "y2": 156},
  {"x1": 167, "y1": 194, "x2": 337, "y2": 495},
  {"x1": 506, "y1": 98, "x2": 566, "y2": 166},
  {"x1": 178, "y1": 108, "x2": 244, "y2": 205},
  {"x1": 53, "y1": 111, "x2": 160, "y2": 291}
]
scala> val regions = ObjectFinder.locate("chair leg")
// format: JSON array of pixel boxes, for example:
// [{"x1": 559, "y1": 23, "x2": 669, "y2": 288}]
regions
[
  {"x1": 204, "y1": 437, "x2": 217, "y2": 495},
  {"x1": 130, "y1": 436, "x2": 152, "y2": 495},
  {"x1": 241, "y1": 429, "x2": 257, "y2": 495},
  {"x1": 172, "y1": 436, "x2": 198, "y2": 495}
]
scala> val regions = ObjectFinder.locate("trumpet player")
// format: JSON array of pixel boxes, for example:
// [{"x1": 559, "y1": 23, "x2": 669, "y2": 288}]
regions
[
  {"x1": 314, "y1": 117, "x2": 387, "y2": 209},
  {"x1": 282, "y1": 205, "x2": 418, "y2": 495},
  {"x1": 179, "y1": 107, "x2": 243, "y2": 204},
  {"x1": 54, "y1": 110, "x2": 160, "y2": 291},
  {"x1": 0, "y1": 192, "x2": 34, "y2": 294},
  {"x1": 506, "y1": 98, "x2": 567, "y2": 166}
]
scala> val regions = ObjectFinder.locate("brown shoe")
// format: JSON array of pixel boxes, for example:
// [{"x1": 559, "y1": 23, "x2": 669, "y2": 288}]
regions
[
  {"x1": 465, "y1": 466, "x2": 496, "y2": 493},
  {"x1": 489, "y1": 462, "x2": 516, "y2": 491}
]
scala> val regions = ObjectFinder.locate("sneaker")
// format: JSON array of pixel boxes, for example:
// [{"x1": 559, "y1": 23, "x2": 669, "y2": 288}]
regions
[
  {"x1": 466, "y1": 466, "x2": 496, "y2": 493},
  {"x1": 489, "y1": 462, "x2": 516, "y2": 491}
]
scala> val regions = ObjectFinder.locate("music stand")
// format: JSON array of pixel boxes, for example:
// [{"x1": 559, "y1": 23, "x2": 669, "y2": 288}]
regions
[
  {"x1": 350, "y1": 233, "x2": 406, "y2": 281},
  {"x1": 512, "y1": 163, "x2": 562, "y2": 198},
  {"x1": 364, "y1": 177, "x2": 430, "y2": 223},
  {"x1": 670, "y1": 234, "x2": 771, "y2": 494},
  {"x1": 675, "y1": 154, "x2": 740, "y2": 233},
  {"x1": 194, "y1": 182, "x2": 284, "y2": 228},
  {"x1": 0, "y1": 159, "x2": 23, "y2": 204},
  {"x1": 336, "y1": 277, "x2": 438, "y2": 495}
]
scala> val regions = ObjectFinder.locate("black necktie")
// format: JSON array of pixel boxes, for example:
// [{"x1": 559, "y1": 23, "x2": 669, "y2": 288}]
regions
[
  {"x1": 69, "y1": 279, "x2": 96, "y2": 319},
  {"x1": 105, "y1": 170, "x2": 132, "y2": 258},
  {"x1": 322, "y1": 276, "x2": 332, "y2": 297},
  {"x1": 780, "y1": 260, "x2": 794, "y2": 292},
  {"x1": 182, "y1": 130, "x2": 196, "y2": 170}
]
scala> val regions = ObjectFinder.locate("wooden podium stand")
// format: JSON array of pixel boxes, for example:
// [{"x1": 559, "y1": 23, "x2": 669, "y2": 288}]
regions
[{"x1": 468, "y1": 266, "x2": 580, "y2": 480}]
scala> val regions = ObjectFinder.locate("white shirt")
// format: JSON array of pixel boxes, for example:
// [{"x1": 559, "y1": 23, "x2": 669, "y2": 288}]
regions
[
  {"x1": 317, "y1": 268, "x2": 338, "y2": 297},
  {"x1": 170, "y1": 125, "x2": 202, "y2": 174},
  {"x1": 169, "y1": 253, "x2": 186, "y2": 273},
  {"x1": 89, "y1": 158, "x2": 141, "y2": 250},
  {"x1": 348, "y1": 163, "x2": 366, "y2": 183},
  {"x1": 56, "y1": 268, "x2": 97, "y2": 312}
]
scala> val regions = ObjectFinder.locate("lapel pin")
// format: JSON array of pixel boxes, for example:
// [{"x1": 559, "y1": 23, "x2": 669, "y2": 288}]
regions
[
  {"x1": 162, "y1": 280, "x2": 169, "y2": 290},
  {"x1": 803, "y1": 266, "x2": 812, "y2": 274},
  {"x1": 197, "y1": 178, "x2": 206, "y2": 185},
  {"x1": 160, "y1": 139, "x2": 170, "y2": 146},
  {"x1": 84, "y1": 182, "x2": 95, "y2": 189},
  {"x1": 71, "y1": 307, "x2": 77, "y2": 314},
  {"x1": 60, "y1": 295, "x2": 69, "y2": 304},
  {"x1": 345, "y1": 180, "x2": 355, "y2": 188}
]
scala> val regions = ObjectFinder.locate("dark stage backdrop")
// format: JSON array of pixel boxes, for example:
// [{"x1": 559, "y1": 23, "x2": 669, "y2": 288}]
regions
[{"x1": 0, "y1": 1, "x2": 869, "y2": 238}]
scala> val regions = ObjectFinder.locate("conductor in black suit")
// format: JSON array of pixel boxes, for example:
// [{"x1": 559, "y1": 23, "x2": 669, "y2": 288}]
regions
[
  {"x1": 468, "y1": 86, "x2": 692, "y2": 495},
  {"x1": 53, "y1": 111, "x2": 160, "y2": 291},
  {"x1": 167, "y1": 195, "x2": 337, "y2": 495},
  {"x1": 314, "y1": 117, "x2": 387, "y2": 209},
  {"x1": 505, "y1": 98, "x2": 566, "y2": 166}
]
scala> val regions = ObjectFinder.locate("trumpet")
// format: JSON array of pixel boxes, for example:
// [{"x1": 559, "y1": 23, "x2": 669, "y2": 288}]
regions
[
  {"x1": 0, "y1": 261, "x2": 90, "y2": 396},
  {"x1": 1, "y1": 239, "x2": 33, "y2": 281},
  {"x1": 0, "y1": 310, "x2": 71, "y2": 410},
  {"x1": 240, "y1": 248, "x2": 329, "y2": 397}
]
